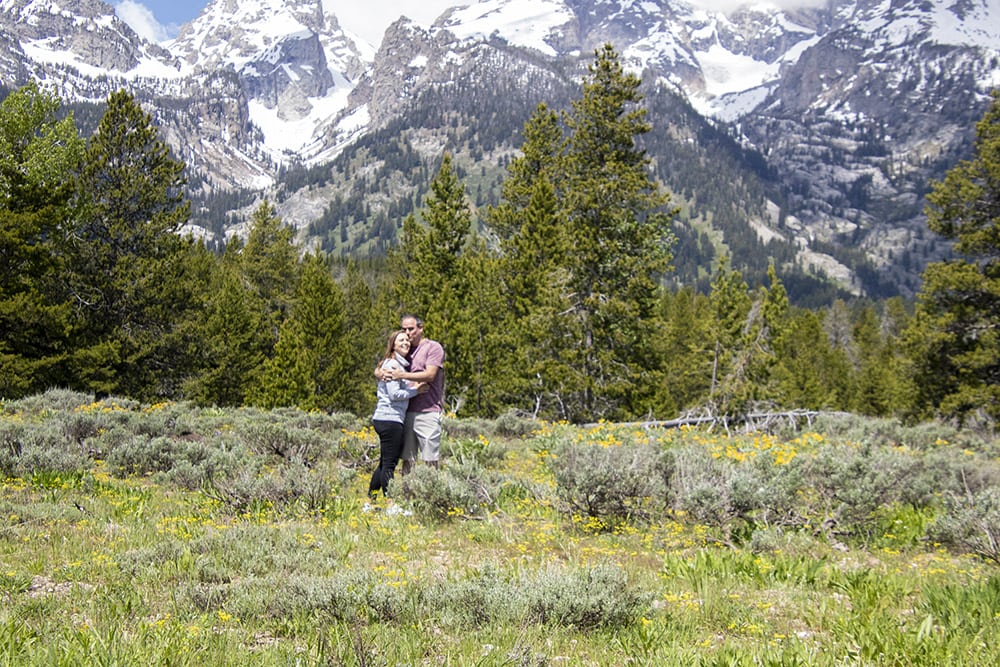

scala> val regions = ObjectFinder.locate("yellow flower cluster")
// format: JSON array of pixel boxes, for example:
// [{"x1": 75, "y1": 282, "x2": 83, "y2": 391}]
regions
[
  {"x1": 74, "y1": 400, "x2": 128, "y2": 414},
  {"x1": 700, "y1": 431, "x2": 825, "y2": 465}
]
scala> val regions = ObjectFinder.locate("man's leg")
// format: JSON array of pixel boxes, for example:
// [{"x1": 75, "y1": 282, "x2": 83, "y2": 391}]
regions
[
  {"x1": 412, "y1": 412, "x2": 442, "y2": 468},
  {"x1": 400, "y1": 412, "x2": 418, "y2": 475}
]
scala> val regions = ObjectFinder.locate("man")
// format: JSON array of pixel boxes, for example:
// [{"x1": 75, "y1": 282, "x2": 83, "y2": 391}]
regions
[{"x1": 382, "y1": 314, "x2": 444, "y2": 472}]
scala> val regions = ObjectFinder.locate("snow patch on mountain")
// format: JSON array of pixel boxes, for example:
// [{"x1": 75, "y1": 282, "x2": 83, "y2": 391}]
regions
[
  {"x1": 249, "y1": 85, "x2": 345, "y2": 155},
  {"x1": 167, "y1": 0, "x2": 321, "y2": 74},
  {"x1": 930, "y1": 0, "x2": 1000, "y2": 49},
  {"x1": 439, "y1": 0, "x2": 574, "y2": 56}
]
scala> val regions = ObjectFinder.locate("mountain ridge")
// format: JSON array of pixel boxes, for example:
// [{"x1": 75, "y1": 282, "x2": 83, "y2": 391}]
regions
[{"x1": 2, "y1": 0, "x2": 998, "y2": 300}]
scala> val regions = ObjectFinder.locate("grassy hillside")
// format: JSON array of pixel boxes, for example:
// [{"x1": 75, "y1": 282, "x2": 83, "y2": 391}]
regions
[{"x1": 2, "y1": 390, "x2": 998, "y2": 664}]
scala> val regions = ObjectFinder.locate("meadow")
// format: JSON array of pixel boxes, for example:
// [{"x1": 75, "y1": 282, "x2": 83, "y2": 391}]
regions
[{"x1": 1, "y1": 389, "x2": 998, "y2": 665}]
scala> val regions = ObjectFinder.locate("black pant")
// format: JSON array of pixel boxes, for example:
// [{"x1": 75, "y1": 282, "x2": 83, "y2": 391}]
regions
[{"x1": 369, "y1": 420, "x2": 405, "y2": 497}]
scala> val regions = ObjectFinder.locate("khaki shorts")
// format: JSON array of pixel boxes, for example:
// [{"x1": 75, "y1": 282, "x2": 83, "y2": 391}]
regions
[{"x1": 402, "y1": 411, "x2": 441, "y2": 462}]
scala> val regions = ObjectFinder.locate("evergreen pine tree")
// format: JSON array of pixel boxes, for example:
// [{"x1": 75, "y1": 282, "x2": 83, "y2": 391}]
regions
[
  {"x1": 238, "y1": 200, "x2": 300, "y2": 345},
  {"x1": 905, "y1": 92, "x2": 1000, "y2": 423},
  {"x1": 0, "y1": 83, "x2": 83, "y2": 397},
  {"x1": 486, "y1": 105, "x2": 575, "y2": 418},
  {"x1": 449, "y1": 238, "x2": 509, "y2": 415},
  {"x1": 66, "y1": 89, "x2": 192, "y2": 399},
  {"x1": 185, "y1": 266, "x2": 268, "y2": 407},
  {"x1": 772, "y1": 309, "x2": 848, "y2": 410},
  {"x1": 253, "y1": 252, "x2": 349, "y2": 411},
  {"x1": 706, "y1": 256, "x2": 754, "y2": 415},
  {"x1": 387, "y1": 153, "x2": 473, "y2": 412},
  {"x1": 651, "y1": 287, "x2": 715, "y2": 415},
  {"x1": 558, "y1": 44, "x2": 677, "y2": 420},
  {"x1": 340, "y1": 260, "x2": 383, "y2": 416}
]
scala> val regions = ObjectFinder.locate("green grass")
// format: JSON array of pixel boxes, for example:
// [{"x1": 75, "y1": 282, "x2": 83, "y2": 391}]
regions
[{"x1": 1, "y1": 390, "x2": 998, "y2": 665}]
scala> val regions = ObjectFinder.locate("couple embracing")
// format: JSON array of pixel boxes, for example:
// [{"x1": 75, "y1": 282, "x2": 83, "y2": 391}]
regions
[{"x1": 368, "y1": 314, "x2": 445, "y2": 499}]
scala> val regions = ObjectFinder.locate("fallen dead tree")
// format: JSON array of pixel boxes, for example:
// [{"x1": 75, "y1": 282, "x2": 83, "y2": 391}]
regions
[{"x1": 584, "y1": 408, "x2": 850, "y2": 434}]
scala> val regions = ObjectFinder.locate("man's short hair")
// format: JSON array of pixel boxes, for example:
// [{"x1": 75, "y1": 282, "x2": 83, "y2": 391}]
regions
[{"x1": 401, "y1": 314, "x2": 424, "y2": 327}]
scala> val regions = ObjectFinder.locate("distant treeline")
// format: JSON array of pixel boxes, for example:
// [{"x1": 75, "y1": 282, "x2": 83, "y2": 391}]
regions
[{"x1": 3, "y1": 54, "x2": 997, "y2": 426}]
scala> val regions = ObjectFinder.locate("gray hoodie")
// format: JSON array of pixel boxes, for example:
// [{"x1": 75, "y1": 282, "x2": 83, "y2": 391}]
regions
[{"x1": 371, "y1": 355, "x2": 418, "y2": 423}]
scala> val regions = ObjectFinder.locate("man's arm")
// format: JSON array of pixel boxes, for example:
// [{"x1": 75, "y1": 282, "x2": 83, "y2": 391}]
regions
[{"x1": 396, "y1": 365, "x2": 438, "y2": 383}]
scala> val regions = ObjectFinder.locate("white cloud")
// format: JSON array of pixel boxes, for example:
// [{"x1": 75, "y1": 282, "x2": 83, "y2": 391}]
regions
[{"x1": 115, "y1": 1, "x2": 176, "y2": 43}]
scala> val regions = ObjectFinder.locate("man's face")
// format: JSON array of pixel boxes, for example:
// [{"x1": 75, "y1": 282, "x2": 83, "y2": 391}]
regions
[{"x1": 401, "y1": 318, "x2": 423, "y2": 345}]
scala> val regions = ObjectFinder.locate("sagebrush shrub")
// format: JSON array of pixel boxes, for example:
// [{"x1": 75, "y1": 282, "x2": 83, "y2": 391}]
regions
[
  {"x1": 662, "y1": 445, "x2": 736, "y2": 528},
  {"x1": 426, "y1": 563, "x2": 518, "y2": 627},
  {"x1": 0, "y1": 421, "x2": 26, "y2": 474},
  {"x1": 930, "y1": 487, "x2": 1000, "y2": 564},
  {"x1": 239, "y1": 422, "x2": 330, "y2": 466},
  {"x1": 4, "y1": 421, "x2": 89, "y2": 476},
  {"x1": 206, "y1": 460, "x2": 332, "y2": 513},
  {"x1": 105, "y1": 435, "x2": 177, "y2": 475},
  {"x1": 443, "y1": 436, "x2": 507, "y2": 468},
  {"x1": 807, "y1": 412, "x2": 994, "y2": 454},
  {"x1": 5, "y1": 388, "x2": 92, "y2": 415},
  {"x1": 728, "y1": 450, "x2": 806, "y2": 528},
  {"x1": 492, "y1": 411, "x2": 540, "y2": 438},
  {"x1": 800, "y1": 443, "x2": 920, "y2": 536},
  {"x1": 521, "y1": 564, "x2": 649, "y2": 630},
  {"x1": 399, "y1": 460, "x2": 501, "y2": 520},
  {"x1": 221, "y1": 570, "x2": 407, "y2": 624},
  {"x1": 549, "y1": 442, "x2": 664, "y2": 524},
  {"x1": 442, "y1": 417, "x2": 494, "y2": 440}
]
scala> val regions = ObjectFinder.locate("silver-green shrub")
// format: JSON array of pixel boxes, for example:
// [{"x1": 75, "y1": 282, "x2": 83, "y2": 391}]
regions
[
  {"x1": 425, "y1": 563, "x2": 519, "y2": 627},
  {"x1": 220, "y1": 569, "x2": 407, "y2": 624},
  {"x1": 206, "y1": 460, "x2": 332, "y2": 513},
  {"x1": 549, "y1": 442, "x2": 665, "y2": 524},
  {"x1": 930, "y1": 487, "x2": 1000, "y2": 564},
  {"x1": 239, "y1": 422, "x2": 330, "y2": 466},
  {"x1": 521, "y1": 564, "x2": 650, "y2": 630},
  {"x1": 803, "y1": 443, "x2": 922, "y2": 535},
  {"x1": 443, "y1": 436, "x2": 507, "y2": 468},
  {"x1": 1, "y1": 420, "x2": 88, "y2": 475},
  {"x1": 4, "y1": 388, "x2": 93, "y2": 414},
  {"x1": 661, "y1": 444, "x2": 736, "y2": 528},
  {"x1": 399, "y1": 460, "x2": 502, "y2": 520}
]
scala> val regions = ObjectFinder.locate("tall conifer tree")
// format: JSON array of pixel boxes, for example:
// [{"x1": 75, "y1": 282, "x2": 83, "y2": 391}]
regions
[
  {"x1": 559, "y1": 44, "x2": 676, "y2": 420},
  {"x1": 388, "y1": 153, "x2": 474, "y2": 412},
  {"x1": 67, "y1": 89, "x2": 192, "y2": 399},
  {"x1": 905, "y1": 92, "x2": 1000, "y2": 423},
  {"x1": 186, "y1": 266, "x2": 268, "y2": 406},
  {"x1": 0, "y1": 84, "x2": 83, "y2": 397},
  {"x1": 651, "y1": 288, "x2": 714, "y2": 415},
  {"x1": 487, "y1": 106, "x2": 573, "y2": 416},
  {"x1": 253, "y1": 252, "x2": 348, "y2": 411},
  {"x1": 238, "y1": 200, "x2": 299, "y2": 344},
  {"x1": 341, "y1": 260, "x2": 383, "y2": 416}
]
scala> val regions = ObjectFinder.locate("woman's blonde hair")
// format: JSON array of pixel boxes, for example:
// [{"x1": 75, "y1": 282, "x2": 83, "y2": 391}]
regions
[{"x1": 383, "y1": 329, "x2": 408, "y2": 361}]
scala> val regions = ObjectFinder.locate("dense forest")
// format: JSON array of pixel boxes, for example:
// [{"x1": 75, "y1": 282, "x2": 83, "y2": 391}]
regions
[{"x1": 2, "y1": 48, "x2": 998, "y2": 426}]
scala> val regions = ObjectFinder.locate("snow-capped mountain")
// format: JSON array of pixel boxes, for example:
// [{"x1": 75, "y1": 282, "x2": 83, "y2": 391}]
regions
[{"x1": 2, "y1": 0, "x2": 998, "y2": 297}]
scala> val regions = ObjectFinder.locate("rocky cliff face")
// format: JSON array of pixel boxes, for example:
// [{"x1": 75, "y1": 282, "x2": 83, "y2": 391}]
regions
[
  {"x1": 3, "y1": 0, "x2": 149, "y2": 71},
  {"x1": 733, "y1": 0, "x2": 999, "y2": 290}
]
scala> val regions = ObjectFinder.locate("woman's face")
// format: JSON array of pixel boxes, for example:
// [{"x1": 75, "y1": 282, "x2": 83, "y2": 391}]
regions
[{"x1": 393, "y1": 333, "x2": 410, "y2": 355}]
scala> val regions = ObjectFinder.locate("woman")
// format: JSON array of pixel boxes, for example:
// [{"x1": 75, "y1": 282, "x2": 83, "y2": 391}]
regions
[{"x1": 369, "y1": 329, "x2": 421, "y2": 499}]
